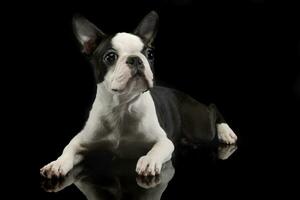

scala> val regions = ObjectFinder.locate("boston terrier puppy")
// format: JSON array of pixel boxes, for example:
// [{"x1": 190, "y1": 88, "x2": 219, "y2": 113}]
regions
[{"x1": 40, "y1": 11, "x2": 237, "y2": 178}]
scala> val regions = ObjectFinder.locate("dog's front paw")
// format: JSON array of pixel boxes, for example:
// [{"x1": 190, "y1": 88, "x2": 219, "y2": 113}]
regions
[
  {"x1": 136, "y1": 155, "x2": 162, "y2": 176},
  {"x1": 40, "y1": 158, "x2": 73, "y2": 179}
]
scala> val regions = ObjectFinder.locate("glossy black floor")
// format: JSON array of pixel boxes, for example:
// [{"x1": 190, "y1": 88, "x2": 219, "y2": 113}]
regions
[
  {"x1": 38, "y1": 143, "x2": 243, "y2": 200},
  {"x1": 6, "y1": 1, "x2": 267, "y2": 199}
]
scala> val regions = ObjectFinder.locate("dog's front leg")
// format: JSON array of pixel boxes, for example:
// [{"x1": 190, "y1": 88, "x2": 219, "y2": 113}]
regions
[
  {"x1": 136, "y1": 136, "x2": 174, "y2": 176},
  {"x1": 40, "y1": 133, "x2": 85, "y2": 178}
]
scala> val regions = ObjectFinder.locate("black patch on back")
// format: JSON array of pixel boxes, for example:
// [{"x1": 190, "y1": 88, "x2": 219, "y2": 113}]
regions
[
  {"x1": 150, "y1": 86, "x2": 224, "y2": 145},
  {"x1": 150, "y1": 86, "x2": 182, "y2": 142}
]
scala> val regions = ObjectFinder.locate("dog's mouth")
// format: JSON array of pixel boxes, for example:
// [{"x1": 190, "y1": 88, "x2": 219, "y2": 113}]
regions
[
  {"x1": 110, "y1": 63, "x2": 153, "y2": 94},
  {"x1": 111, "y1": 74, "x2": 152, "y2": 94},
  {"x1": 133, "y1": 73, "x2": 152, "y2": 93}
]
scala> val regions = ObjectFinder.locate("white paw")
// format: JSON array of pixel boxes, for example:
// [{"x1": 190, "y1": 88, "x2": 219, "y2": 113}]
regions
[
  {"x1": 217, "y1": 123, "x2": 238, "y2": 144},
  {"x1": 40, "y1": 158, "x2": 73, "y2": 179},
  {"x1": 136, "y1": 155, "x2": 162, "y2": 176}
]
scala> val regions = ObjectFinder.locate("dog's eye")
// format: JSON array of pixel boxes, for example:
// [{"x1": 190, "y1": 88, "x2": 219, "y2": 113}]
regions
[
  {"x1": 145, "y1": 48, "x2": 154, "y2": 60},
  {"x1": 103, "y1": 51, "x2": 118, "y2": 65}
]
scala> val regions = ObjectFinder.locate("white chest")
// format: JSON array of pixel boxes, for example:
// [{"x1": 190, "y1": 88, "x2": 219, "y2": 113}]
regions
[
  {"x1": 102, "y1": 110, "x2": 156, "y2": 142},
  {"x1": 84, "y1": 88, "x2": 165, "y2": 157},
  {"x1": 93, "y1": 111, "x2": 156, "y2": 157}
]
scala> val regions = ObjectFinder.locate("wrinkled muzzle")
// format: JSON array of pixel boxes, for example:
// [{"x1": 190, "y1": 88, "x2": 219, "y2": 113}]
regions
[{"x1": 111, "y1": 55, "x2": 153, "y2": 92}]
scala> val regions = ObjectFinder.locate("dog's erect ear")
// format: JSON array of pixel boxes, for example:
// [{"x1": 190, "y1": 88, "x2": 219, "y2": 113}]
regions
[
  {"x1": 134, "y1": 11, "x2": 159, "y2": 46},
  {"x1": 72, "y1": 14, "x2": 105, "y2": 55}
]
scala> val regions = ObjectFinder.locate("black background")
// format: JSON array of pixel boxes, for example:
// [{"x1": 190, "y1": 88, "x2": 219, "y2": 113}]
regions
[{"x1": 6, "y1": 0, "x2": 296, "y2": 199}]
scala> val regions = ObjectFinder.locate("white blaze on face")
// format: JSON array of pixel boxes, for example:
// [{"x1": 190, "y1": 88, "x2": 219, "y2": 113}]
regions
[
  {"x1": 110, "y1": 32, "x2": 153, "y2": 92},
  {"x1": 112, "y1": 32, "x2": 144, "y2": 54}
]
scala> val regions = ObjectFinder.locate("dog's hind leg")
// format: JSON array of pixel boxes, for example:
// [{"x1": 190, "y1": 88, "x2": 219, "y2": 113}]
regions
[{"x1": 210, "y1": 104, "x2": 238, "y2": 144}]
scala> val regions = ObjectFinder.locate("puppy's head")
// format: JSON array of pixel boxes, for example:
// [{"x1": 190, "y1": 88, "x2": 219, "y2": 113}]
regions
[{"x1": 73, "y1": 11, "x2": 158, "y2": 95}]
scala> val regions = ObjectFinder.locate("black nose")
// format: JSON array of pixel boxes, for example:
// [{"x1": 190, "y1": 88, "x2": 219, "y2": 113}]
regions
[{"x1": 126, "y1": 56, "x2": 144, "y2": 70}]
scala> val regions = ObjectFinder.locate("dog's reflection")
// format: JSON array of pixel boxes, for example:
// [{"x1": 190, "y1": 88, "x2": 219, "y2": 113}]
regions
[
  {"x1": 218, "y1": 144, "x2": 238, "y2": 160},
  {"x1": 41, "y1": 153, "x2": 175, "y2": 200},
  {"x1": 41, "y1": 144, "x2": 237, "y2": 200}
]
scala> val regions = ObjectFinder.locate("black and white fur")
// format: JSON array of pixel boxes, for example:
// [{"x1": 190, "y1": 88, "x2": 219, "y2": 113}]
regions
[{"x1": 40, "y1": 11, "x2": 237, "y2": 178}]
